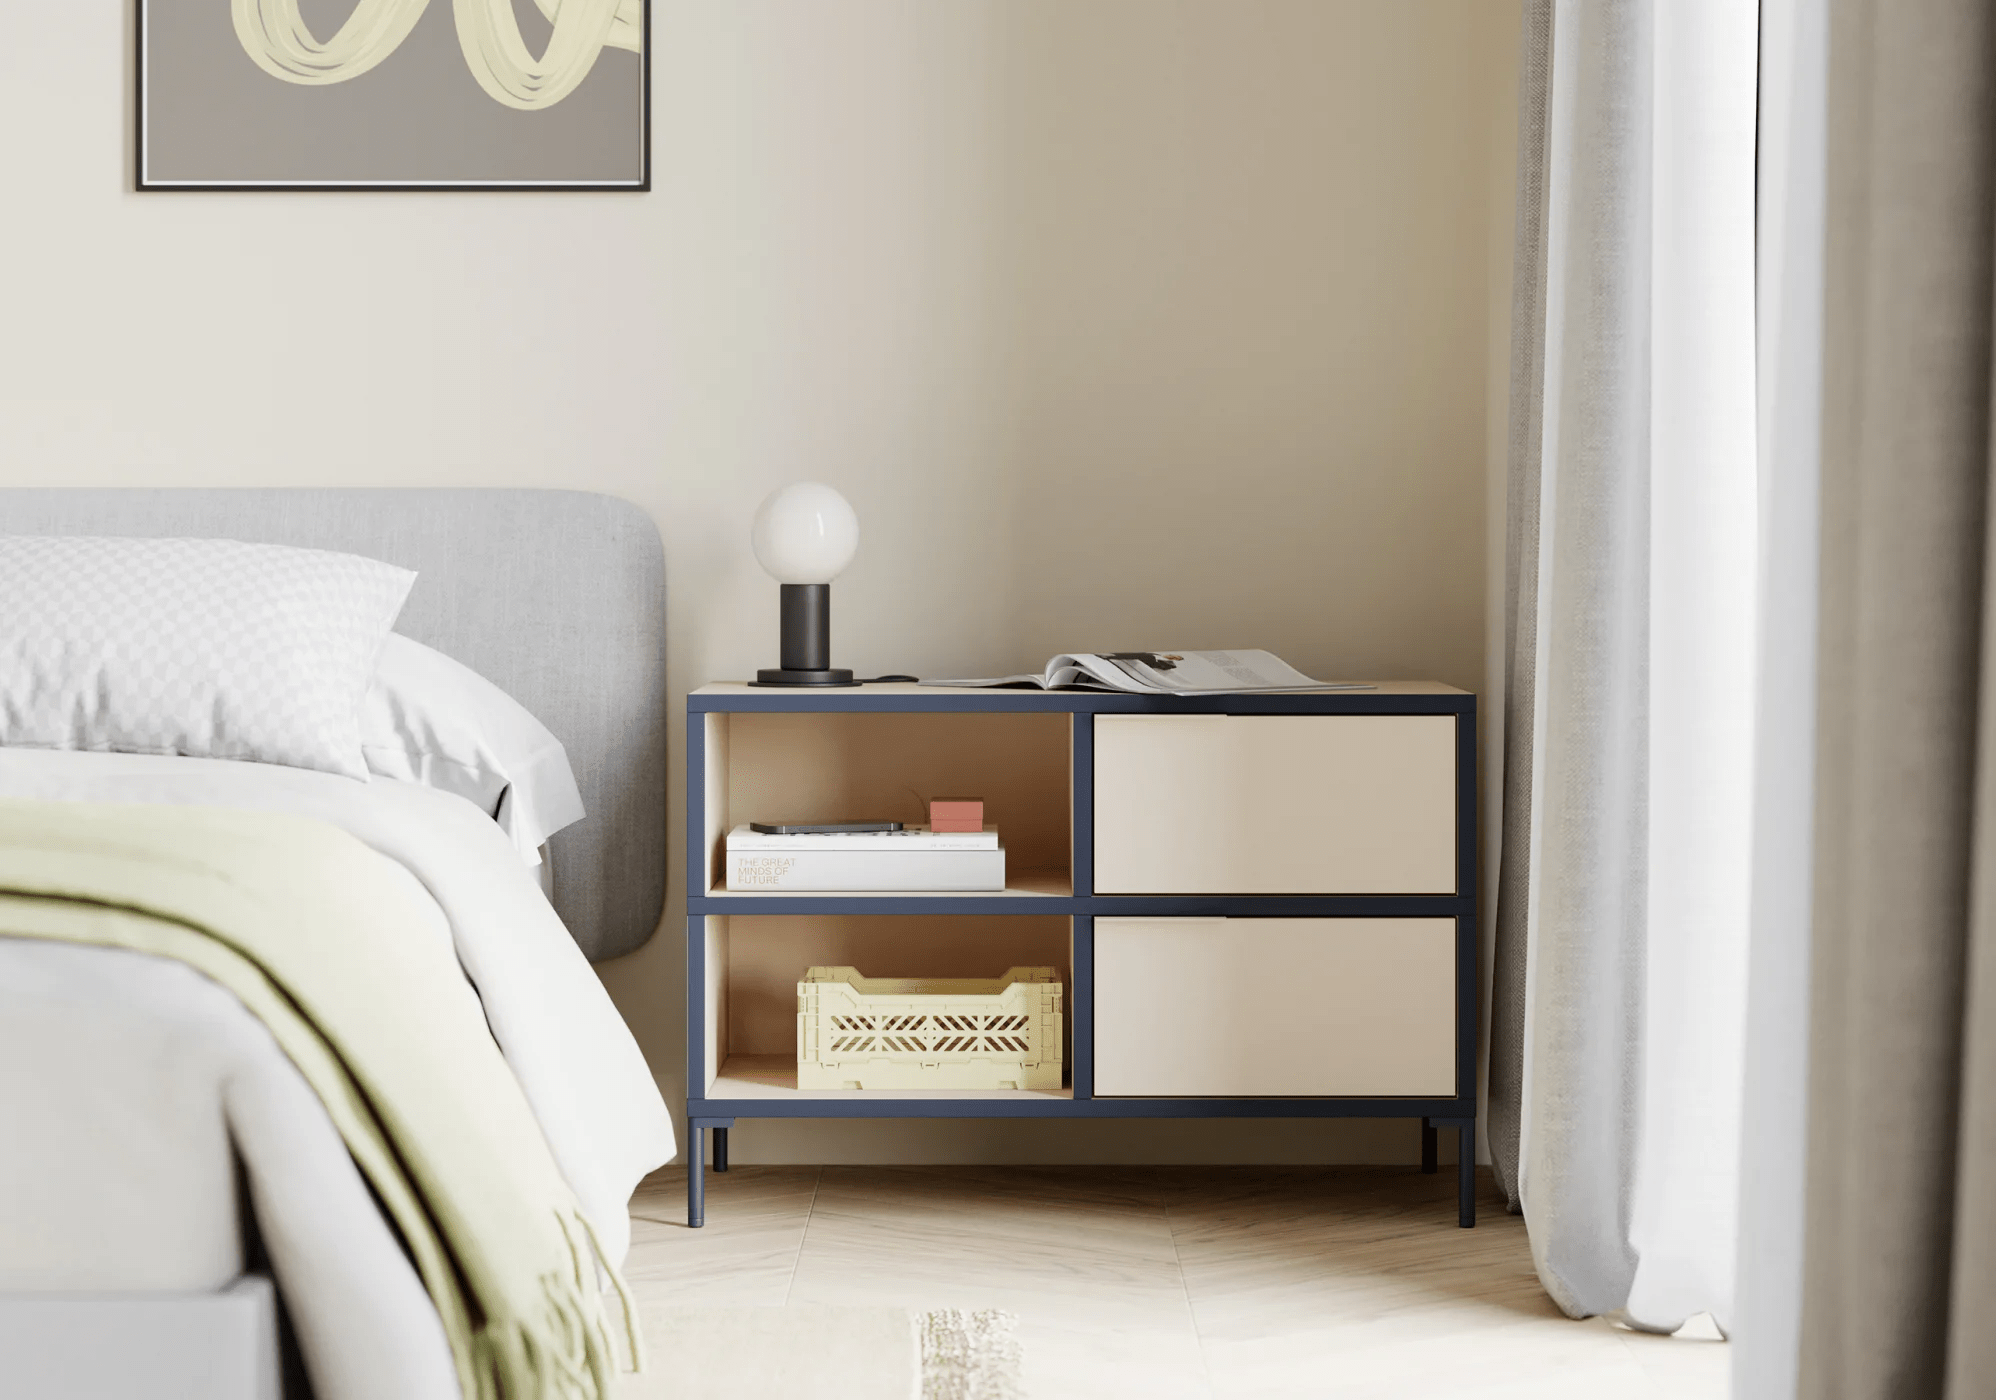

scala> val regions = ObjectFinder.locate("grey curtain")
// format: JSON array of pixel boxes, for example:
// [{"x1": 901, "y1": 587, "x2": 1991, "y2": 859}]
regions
[
  {"x1": 1491, "y1": 0, "x2": 1759, "y2": 1328},
  {"x1": 1489, "y1": 0, "x2": 1654, "y2": 1292},
  {"x1": 1504, "y1": 0, "x2": 1656, "y2": 1321},
  {"x1": 1797, "y1": 1, "x2": 1996, "y2": 1395},
  {"x1": 1731, "y1": 0, "x2": 1827, "y2": 1393},
  {"x1": 1488, "y1": 0, "x2": 1553, "y2": 1222}
]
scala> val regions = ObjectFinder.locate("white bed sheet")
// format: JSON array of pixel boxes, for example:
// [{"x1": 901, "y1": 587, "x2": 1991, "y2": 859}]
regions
[
  {"x1": 0, "y1": 940, "x2": 458, "y2": 1399},
  {"x1": 0, "y1": 749, "x2": 675, "y2": 1400}
]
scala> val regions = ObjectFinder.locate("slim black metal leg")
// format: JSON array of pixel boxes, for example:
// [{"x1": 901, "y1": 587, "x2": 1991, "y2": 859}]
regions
[
  {"x1": 1457, "y1": 1124, "x2": 1475, "y2": 1228},
  {"x1": 688, "y1": 1128, "x2": 706, "y2": 1229},
  {"x1": 1421, "y1": 1119, "x2": 1438, "y2": 1174},
  {"x1": 713, "y1": 1126, "x2": 729, "y2": 1173}
]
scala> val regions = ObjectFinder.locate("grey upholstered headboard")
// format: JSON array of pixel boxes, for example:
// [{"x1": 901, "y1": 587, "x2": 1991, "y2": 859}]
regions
[{"x1": 0, "y1": 489, "x2": 665, "y2": 962}]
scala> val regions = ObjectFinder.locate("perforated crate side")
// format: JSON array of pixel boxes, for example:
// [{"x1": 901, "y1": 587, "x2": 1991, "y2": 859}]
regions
[{"x1": 796, "y1": 968, "x2": 1064, "y2": 1092}]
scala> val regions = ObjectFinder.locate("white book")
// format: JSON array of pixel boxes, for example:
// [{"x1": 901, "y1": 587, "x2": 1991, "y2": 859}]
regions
[
  {"x1": 726, "y1": 823, "x2": 999, "y2": 851},
  {"x1": 726, "y1": 846, "x2": 1006, "y2": 892}
]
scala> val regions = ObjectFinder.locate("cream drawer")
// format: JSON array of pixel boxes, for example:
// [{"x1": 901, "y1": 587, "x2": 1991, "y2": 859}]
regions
[
  {"x1": 1092, "y1": 714, "x2": 1456, "y2": 893},
  {"x1": 1093, "y1": 917, "x2": 1456, "y2": 1097}
]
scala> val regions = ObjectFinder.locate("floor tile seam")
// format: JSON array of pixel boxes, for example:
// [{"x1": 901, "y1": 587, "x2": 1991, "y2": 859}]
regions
[
  {"x1": 1161, "y1": 1188, "x2": 1224, "y2": 1397},
  {"x1": 780, "y1": 1164, "x2": 822, "y2": 1308},
  {"x1": 794, "y1": 1190, "x2": 1165, "y2": 1222},
  {"x1": 1607, "y1": 1322, "x2": 1729, "y2": 1387},
  {"x1": 785, "y1": 1266, "x2": 1202, "y2": 1303},
  {"x1": 791, "y1": 1253, "x2": 1193, "y2": 1281},
  {"x1": 785, "y1": 1213, "x2": 1186, "y2": 1259},
  {"x1": 1183, "y1": 1308, "x2": 1633, "y2": 1346},
  {"x1": 631, "y1": 1210, "x2": 815, "y2": 1230},
  {"x1": 790, "y1": 1229, "x2": 1187, "y2": 1266},
  {"x1": 803, "y1": 1194, "x2": 1174, "y2": 1223}
]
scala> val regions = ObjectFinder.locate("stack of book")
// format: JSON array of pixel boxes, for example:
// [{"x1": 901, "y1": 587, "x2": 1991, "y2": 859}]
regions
[{"x1": 725, "y1": 824, "x2": 1005, "y2": 892}]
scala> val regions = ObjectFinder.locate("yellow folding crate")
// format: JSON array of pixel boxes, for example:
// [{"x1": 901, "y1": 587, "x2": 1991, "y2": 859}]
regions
[{"x1": 796, "y1": 966, "x2": 1064, "y2": 1092}]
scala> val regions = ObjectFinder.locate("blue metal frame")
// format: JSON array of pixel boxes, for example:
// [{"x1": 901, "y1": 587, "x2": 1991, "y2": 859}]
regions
[{"x1": 684, "y1": 687, "x2": 1479, "y2": 1229}]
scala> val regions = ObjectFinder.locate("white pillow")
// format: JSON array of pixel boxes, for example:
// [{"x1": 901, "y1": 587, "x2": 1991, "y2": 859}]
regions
[
  {"x1": 360, "y1": 633, "x2": 586, "y2": 864},
  {"x1": 0, "y1": 536, "x2": 414, "y2": 779}
]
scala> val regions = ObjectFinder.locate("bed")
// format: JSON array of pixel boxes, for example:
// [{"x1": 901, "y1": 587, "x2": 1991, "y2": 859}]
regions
[{"x1": 0, "y1": 489, "x2": 673, "y2": 1400}]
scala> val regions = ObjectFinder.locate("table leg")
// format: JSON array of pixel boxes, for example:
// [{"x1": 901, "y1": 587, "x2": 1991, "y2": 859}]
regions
[
  {"x1": 1457, "y1": 1123, "x2": 1475, "y2": 1228},
  {"x1": 688, "y1": 1128, "x2": 706, "y2": 1229}
]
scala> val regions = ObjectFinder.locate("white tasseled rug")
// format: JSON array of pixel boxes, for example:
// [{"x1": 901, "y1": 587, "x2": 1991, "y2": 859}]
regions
[{"x1": 625, "y1": 1305, "x2": 1022, "y2": 1400}]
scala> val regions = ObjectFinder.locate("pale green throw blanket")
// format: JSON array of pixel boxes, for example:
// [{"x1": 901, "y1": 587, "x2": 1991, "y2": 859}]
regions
[{"x1": 0, "y1": 798, "x2": 638, "y2": 1400}]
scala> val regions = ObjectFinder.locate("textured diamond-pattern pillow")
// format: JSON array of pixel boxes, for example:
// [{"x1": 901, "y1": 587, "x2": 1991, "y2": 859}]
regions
[{"x1": 0, "y1": 536, "x2": 416, "y2": 779}]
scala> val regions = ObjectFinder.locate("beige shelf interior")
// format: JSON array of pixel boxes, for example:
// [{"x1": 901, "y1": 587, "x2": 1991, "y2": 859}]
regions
[
  {"x1": 706, "y1": 869, "x2": 1071, "y2": 899},
  {"x1": 713, "y1": 1054, "x2": 1074, "y2": 1101},
  {"x1": 700, "y1": 913, "x2": 1072, "y2": 1096},
  {"x1": 702, "y1": 709, "x2": 1072, "y2": 896}
]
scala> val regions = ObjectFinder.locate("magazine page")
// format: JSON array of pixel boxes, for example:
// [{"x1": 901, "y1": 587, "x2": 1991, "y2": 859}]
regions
[
  {"x1": 920, "y1": 654, "x2": 1170, "y2": 691},
  {"x1": 1096, "y1": 650, "x2": 1361, "y2": 693},
  {"x1": 915, "y1": 670, "x2": 1060, "y2": 689},
  {"x1": 1046, "y1": 655, "x2": 1166, "y2": 691},
  {"x1": 923, "y1": 650, "x2": 1372, "y2": 694}
]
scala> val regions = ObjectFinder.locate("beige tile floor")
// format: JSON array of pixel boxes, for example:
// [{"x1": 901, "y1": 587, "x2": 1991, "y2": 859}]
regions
[{"x1": 625, "y1": 1164, "x2": 1730, "y2": 1399}]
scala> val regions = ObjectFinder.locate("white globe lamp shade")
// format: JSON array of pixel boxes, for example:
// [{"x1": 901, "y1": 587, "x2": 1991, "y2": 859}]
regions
[{"x1": 751, "y1": 483, "x2": 859, "y2": 585}]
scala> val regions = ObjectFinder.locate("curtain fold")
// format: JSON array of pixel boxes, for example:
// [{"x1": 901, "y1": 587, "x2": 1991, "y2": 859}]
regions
[
  {"x1": 1731, "y1": 0, "x2": 1827, "y2": 1394},
  {"x1": 1952, "y1": 527, "x2": 1996, "y2": 1392},
  {"x1": 1488, "y1": 0, "x2": 1757, "y2": 1330},
  {"x1": 1515, "y1": 0, "x2": 1656, "y2": 1320},
  {"x1": 1504, "y1": 0, "x2": 1996, "y2": 1379},
  {"x1": 1793, "y1": 2, "x2": 1996, "y2": 1396},
  {"x1": 1487, "y1": 0, "x2": 1553, "y2": 1218}
]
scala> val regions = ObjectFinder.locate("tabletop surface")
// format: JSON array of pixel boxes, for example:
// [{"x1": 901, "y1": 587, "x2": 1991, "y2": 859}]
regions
[{"x1": 692, "y1": 679, "x2": 1471, "y2": 699}]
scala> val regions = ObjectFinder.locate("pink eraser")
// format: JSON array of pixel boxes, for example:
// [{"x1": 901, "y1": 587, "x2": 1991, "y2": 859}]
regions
[{"x1": 930, "y1": 798, "x2": 984, "y2": 832}]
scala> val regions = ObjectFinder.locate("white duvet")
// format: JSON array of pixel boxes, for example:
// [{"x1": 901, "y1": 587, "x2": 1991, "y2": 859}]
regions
[{"x1": 0, "y1": 749, "x2": 675, "y2": 1400}]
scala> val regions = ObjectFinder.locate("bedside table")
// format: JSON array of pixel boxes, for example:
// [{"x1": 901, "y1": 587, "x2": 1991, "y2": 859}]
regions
[{"x1": 683, "y1": 682, "x2": 1478, "y2": 1227}]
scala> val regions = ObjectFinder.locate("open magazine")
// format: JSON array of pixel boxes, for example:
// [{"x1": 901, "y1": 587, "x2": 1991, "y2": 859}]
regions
[{"x1": 922, "y1": 650, "x2": 1374, "y2": 696}]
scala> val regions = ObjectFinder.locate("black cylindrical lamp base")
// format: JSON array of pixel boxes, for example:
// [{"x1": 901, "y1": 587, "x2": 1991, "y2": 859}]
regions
[{"x1": 753, "y1": 583, "x2": 857, "y2": 687}]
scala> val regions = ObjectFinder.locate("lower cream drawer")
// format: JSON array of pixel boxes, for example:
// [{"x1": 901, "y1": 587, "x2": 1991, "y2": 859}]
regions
[{"x1": 1093, "y1": 917, "x2": 1456, "y2": 1097}]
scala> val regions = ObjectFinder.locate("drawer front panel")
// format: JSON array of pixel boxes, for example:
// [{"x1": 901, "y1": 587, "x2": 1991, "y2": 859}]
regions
[
  {"x1": 1092, "y1": 714, "x2": 1456, "y2": 894},
  {"x1": 1093, "y1": 917, "x2": 1456, "y2": 1097}
]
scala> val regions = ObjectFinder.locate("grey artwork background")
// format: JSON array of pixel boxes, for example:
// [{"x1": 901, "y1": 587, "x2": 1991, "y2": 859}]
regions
[{"x1": 141, "y1": 0, "x2": 644, "y2": 186}]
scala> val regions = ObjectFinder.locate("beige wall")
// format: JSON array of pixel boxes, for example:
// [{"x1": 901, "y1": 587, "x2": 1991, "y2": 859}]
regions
[{"x1": 0, "y1": 1, "x2": 1520, "y2": 1163}]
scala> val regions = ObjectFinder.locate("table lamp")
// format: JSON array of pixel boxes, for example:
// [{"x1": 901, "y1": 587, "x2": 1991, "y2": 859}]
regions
[{"x1": 750, "y1": 482, "x2": 861, "y2": 686}]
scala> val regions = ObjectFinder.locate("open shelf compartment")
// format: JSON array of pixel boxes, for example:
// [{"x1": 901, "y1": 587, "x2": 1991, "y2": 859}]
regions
[
  {"x1": 699, "y1": 709, "x2": 1074, "y2": 898},
  {"x1": 698, "y1": 913, "x2": 1075, "y2": 1103}
]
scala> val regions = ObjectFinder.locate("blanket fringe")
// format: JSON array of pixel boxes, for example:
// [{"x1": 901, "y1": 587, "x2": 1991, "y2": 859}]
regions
[{"x1": 574, "y1": 1207, "x2": 646, "y2": 1374}]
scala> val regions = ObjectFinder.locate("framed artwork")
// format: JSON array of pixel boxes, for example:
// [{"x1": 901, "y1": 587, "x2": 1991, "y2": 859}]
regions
[{"x1": 138, "y1": 1, "x2": 648, "y2": 190}]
